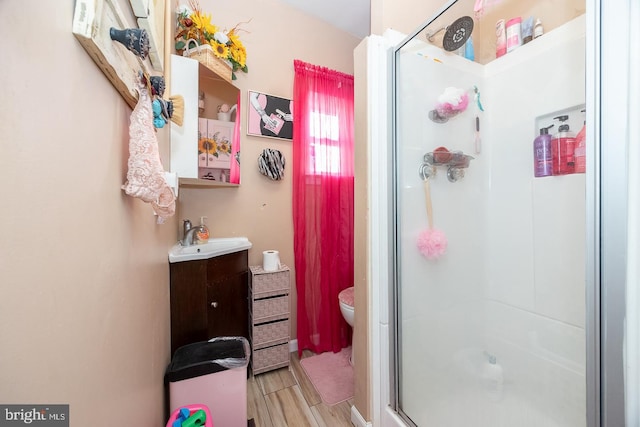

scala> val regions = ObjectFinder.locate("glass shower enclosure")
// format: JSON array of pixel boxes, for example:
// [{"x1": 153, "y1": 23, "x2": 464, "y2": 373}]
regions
[{"x1": 391, "y1": 1, "x2": 588, "y2": 425}]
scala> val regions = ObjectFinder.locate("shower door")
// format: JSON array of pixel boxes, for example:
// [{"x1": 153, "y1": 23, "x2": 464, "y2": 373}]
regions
[{"x1": 392, "y1": 1, "x2": 588, "y2": 425}]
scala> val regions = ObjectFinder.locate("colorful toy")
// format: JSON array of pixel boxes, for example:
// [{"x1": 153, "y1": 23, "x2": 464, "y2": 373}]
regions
[
  {"x1": 181, "y1": 410, "x2": 206, "y2": 427},
  {"x1": 172, "y1": 408, "x2": 191, "y2": 427},
  {"x1": 166, "y1": 404, "x2": 213, "y2": 427}
]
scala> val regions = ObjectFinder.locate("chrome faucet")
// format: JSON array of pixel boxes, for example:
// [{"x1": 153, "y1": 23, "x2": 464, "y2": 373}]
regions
[{"x1": 181, "y1": 219, "x2": 204, "y2": 246}]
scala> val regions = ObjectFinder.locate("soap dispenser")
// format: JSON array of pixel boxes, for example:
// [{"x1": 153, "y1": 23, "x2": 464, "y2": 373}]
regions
[
  {"x1": 551, "y1": 115, "x2": 576, "y2": 175},
  {"x1": 196, "y1": 216, "x2": 210, "y2": 244},
  {"x1": 533, "y1": 124, "x2": 554, "y2": 177}
]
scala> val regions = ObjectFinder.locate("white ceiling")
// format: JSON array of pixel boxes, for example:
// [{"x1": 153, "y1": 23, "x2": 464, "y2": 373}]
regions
[{"x1": 279, "y1": 0, "x2": 371, "y2": 39}]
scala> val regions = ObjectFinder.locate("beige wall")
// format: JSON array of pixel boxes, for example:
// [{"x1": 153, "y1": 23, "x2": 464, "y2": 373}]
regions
[
  {"x1": 0, "y1": 0, "x2": 176, "y2": 424},
  {"x1": 372, "y1": 0, "x2": 441, "y2": 36},
  {"x1": 177, "y1": 0, "x2": 360, "y2": 342},
  {"x1": 0, "y1": 0, "x2": 358, "y2": 424},
  {"x1": 472, "y1": 0, "x2": 585, "y2": 63}
]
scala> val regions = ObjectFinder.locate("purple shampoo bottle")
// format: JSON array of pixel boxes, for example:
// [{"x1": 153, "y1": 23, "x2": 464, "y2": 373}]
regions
[{"x1": 534, "y1": 124, "x2": 554, "y2": 177}]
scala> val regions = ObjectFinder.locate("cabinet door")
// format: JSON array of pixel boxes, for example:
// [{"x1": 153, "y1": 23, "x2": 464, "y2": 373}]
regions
[
  {"x1": 207, "y1": 270, "x2": 249, "y2": 340},
  {"x1": 170, "y1": 54, "x2": 199, "y2": 179},
  {"x1": 201, "y1": 119, "x2": 234, "y2": 169},
  {"x1": 169, "y1": 260, "x2": 208, "y2": 354}
]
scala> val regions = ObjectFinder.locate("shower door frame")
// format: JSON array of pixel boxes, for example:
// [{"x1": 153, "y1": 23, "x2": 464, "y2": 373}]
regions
[
  {"x1": 388, "y1": 1, "x2": 465, "y2": 425},
  {"x1": 595, "y1": 0, "x2": 630, "y2": 426},
  {"x1": 383, "y1": 0, "x2": 629, "y2": 426}
]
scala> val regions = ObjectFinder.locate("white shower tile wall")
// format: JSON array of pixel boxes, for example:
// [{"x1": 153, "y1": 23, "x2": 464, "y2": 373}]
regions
[
  {"x1": 532, "y1": 174, "x2": 586, "y2": 327},
  {"x1": 484, "y1": 300, "x2": 586, "y2": 426},
  {"x1": 483, "y1": 16, "x2": 586, "y2": 424},
  {"x1": 397, "y1": 15, "x2": 587, "y2": 426}
]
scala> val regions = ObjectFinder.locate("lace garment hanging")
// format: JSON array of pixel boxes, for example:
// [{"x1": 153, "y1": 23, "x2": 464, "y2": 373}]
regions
[{"x1": 122, "y1": 79, "x2": 176, "y2": 223}]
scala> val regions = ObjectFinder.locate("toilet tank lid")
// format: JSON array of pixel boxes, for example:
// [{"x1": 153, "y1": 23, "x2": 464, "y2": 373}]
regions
[{"x1": 338, "y1": 287, "x2": 354, "y2": 306}]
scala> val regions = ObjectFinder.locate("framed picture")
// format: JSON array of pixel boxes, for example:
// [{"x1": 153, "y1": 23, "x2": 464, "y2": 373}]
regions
[{"x1": 247, "y1": 90, "x2": 293, "y2": 140}]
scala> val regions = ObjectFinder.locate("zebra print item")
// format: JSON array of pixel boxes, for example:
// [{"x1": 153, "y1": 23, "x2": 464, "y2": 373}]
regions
[{"x1": 258, "y1": 148, "x2": 286, "y2": 180}]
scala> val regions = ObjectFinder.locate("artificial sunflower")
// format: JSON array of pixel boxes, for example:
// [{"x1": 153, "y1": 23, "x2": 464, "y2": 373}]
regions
[
  {"x1": 191, "y1": 11, "x2": 217, "y2": 36},
  {"x1": 174, "y1": 1, "x2": 250, "y2": 79},
  {"x1": 227, "y1": 29, "x2": 242, "y2": 48},
  {"x1": 229, "y1": 45, "x2": 246, "y2": 68},
  {"x1": 211, "y1": 41, "x2": 230, "y2": 59}
]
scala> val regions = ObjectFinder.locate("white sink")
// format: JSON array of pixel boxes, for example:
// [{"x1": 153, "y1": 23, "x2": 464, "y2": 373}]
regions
[{"x1": 168, "y1": 237, "x2": 252, "y2": 263}]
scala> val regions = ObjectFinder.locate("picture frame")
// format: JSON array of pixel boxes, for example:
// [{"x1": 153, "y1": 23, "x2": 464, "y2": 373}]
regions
[{"x1": 247, "y1": 90, "x2": 293, "y2": 140}]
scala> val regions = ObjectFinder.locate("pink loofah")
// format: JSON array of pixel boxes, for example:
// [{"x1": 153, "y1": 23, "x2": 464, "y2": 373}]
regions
[
  {"x1": 436, "y1": 92, "x2": 469, "y2": 119},
  {"x1": 417, "y1": 228, "x2": 448, "y2": 260}
]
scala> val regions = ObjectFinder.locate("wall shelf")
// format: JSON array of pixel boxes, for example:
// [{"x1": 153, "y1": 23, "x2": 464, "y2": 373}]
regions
[
  {"x1": 72, "y1": 0, "x2": 157, "y2": 109},
  {"x1": 179, "y1": 178, "x2": 239, "y2": 188}
]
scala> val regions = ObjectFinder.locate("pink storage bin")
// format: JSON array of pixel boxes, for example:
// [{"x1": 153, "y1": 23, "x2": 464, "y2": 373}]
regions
[
  {"x1": 165, "y1": 337, "x2": 250, "y2": 427},
  {"x1": 166, "y1": 404, "x2": 213, "y2": 427}
]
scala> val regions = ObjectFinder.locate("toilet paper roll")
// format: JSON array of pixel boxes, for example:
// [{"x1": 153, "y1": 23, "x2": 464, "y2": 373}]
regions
[{"x1": 263, "y1": 250, "x2": 281, "y2": 272}]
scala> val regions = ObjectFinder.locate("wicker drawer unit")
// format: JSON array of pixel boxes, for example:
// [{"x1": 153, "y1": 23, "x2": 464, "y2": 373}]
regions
[
  {"x1": 253, "y1": 295, "x2": 289, "y2": 323},
  {"x1": 252, "y1": 343, "x2": 290, "y2": 374},
  {"x1": 250, "y1": 265, "x2": 291, "y2": 375},
  {"x1": 252, "y1": 267, "x2": 290, "y2": 298},
  {"x1": 253, "y1": 319, "x2": 289, "y2": 349}
]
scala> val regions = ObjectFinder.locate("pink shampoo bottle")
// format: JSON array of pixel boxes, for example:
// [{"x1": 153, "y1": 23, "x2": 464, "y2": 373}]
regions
[{"x1": 551, "y1": 115, "x2": 576, "y2": 175}]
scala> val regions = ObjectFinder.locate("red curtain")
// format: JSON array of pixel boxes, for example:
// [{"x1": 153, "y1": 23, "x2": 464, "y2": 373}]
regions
[{"x1": 292, "y1": 59, "x2": 355, "y2": 355}]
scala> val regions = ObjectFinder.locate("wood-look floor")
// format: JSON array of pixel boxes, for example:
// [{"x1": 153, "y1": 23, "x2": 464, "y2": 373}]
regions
[{"x1": 247, "y1": 350, "x2": 355, "y2": 427}]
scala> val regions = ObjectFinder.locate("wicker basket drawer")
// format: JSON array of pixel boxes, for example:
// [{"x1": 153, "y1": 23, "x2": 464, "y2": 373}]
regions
[
  {"x1": 253, "y1": 319, "x2": 289, "y2": 350},
  {"x1": 253, "y1": 343, "x2": 289, "y2": 374},
  {"x1": 253, "y1": 295, "x2": 289, "y2": 323},
  {"x1": 250, "y1": 266, "x2": 290, "y2": 298}
]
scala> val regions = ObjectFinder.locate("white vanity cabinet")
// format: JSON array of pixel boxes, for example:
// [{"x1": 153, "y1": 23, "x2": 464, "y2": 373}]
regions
[{"x1": 170, "y1": 54, "x2": 240, "y2": 187}]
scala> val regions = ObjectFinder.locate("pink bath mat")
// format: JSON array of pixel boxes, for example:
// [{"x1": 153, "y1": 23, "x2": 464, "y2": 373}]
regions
[{"x1": 300, "y1": 347, "x2": 354, "y2": 406}]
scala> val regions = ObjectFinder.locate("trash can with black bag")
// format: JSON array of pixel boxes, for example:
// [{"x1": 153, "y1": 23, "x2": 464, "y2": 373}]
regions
[{"x1": 165, "y1": 337, "x2": 250, "y2": 427}]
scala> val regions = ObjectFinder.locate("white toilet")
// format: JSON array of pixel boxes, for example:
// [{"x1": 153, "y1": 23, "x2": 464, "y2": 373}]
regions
[{"x1": 338, "y1": 286, "x2": 355, "y2": 365}]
